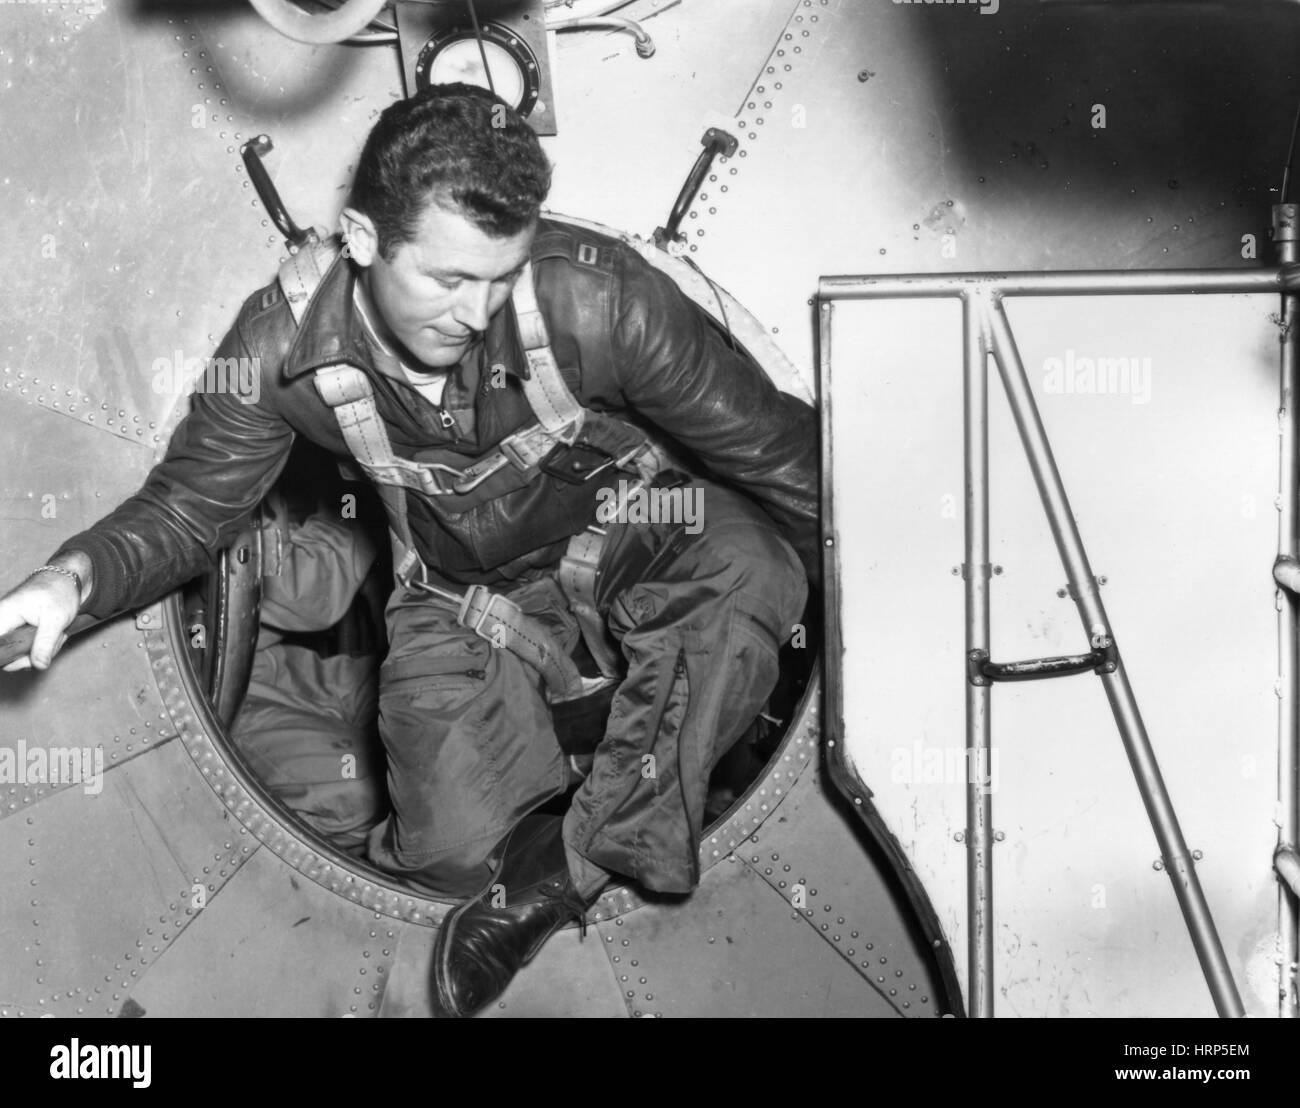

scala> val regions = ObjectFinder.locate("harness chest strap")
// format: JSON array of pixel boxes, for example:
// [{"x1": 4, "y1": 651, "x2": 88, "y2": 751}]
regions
[
  {"x1": 279, "y1": 238, "x2": 340, "y2": 323},
  {"x1": 280, "y1": 245, "x2": 652, "y2": 693},
  {"x1": 309, "y1": 373, "x2": 596, "y2": 700},
  {"x1": 509, "y1": 257, "x2": 585, "y2": 438}
]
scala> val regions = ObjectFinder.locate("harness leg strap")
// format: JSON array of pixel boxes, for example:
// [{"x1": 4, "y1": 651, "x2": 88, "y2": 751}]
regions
[{"x1": 559, "y1": 528, "x2": 622, "y2": 680}]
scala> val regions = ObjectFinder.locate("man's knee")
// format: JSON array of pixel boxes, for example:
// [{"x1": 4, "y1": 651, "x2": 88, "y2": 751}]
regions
[
  {"x1": 367, "y1": 818, "x2": 500, "y2": 898},
  {"x1": 721, "y1": 523, "x2": 805, "y2": 622},
  {"x1": 690, "y1": 497, "x2": 809, "y2": 642}
]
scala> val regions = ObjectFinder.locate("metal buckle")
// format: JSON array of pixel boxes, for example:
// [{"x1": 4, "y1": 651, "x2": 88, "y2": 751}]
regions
[
  {"x1": 459, "y1": 584, "x2": 512, "y2": 640},
  {"x1": 539, "y1": 441, "x2": 618, "y2": 485},
  {"x1": 364, "y1": 459, "x2": 464, "y2": 497},
  {"x1": 499, "y1": 424, "x2": 558, "y2": 471},
  {"x1": 452, "y1": 453, "x2": 511, "y2": 494}
]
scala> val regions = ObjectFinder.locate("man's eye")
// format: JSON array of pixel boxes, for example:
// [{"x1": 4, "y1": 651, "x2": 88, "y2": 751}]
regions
[{"x1": 432, "y1": 275, "x2": 461, "y2": 290}]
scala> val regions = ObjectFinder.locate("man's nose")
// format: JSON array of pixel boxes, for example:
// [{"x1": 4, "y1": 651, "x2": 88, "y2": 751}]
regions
[{"x1": 451, "y1": 282, "x2": 492, "y2": 332}]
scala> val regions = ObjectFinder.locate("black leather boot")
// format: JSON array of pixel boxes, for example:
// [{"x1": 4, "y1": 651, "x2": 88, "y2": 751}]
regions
[{"x1": 431, "y1": 815, "x2": 601, "y2": 1018}]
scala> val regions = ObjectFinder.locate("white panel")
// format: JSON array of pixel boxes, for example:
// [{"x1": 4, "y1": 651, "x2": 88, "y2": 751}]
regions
[{"x1": 831, "y1": 292, "x2": 1279, "y2": 1015}]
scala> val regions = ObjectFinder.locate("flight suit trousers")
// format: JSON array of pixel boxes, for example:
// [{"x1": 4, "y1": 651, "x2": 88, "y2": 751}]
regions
[
  {"x1": 232, "y1": 646, "x2": 385, "y2": 853},
  {"x1": 365, "y1": 480, "x2": 808, "y2": 899}
]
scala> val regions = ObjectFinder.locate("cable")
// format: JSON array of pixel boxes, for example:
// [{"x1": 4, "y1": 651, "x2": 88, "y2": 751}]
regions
[
  {"x1": 683, "y1": 256, "x2": 738, "y2": 354},
  {"x1": 1283, "y1": 95, "x2": 1300, "y2": 204},
  {"x1": 548, "y1": 15, "x2": 654, "y2": 57},
  {"x1": 465, "y1": 0, "x2": 496, "y2": 96},
  {"x1": 545, "y1": 0, "x2": 639, "y2": 14}
]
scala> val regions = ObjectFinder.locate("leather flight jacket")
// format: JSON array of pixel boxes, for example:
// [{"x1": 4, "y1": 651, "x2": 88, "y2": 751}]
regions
[{"x1": 55, "y1": 219, "x2": 821, "y2": 622}]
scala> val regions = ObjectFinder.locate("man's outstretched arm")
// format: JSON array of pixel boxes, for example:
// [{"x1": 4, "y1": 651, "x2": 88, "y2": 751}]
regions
[{"x1": 0, "y1": 315, "x2": 296, "y2": 670}]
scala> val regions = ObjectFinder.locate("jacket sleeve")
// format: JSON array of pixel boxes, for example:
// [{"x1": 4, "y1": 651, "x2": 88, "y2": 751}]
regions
[
  {"x1": 608, "y1": 248, "x2": 821, "y2": 590},
  {"x1": 51, "y1": 306, "x2": 296, "y2": 620}
]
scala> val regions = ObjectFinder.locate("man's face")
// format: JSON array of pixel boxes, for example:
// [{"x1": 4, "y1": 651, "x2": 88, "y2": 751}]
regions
[{"x1": 345, "y1": 198, "x2": 535, "y2": 370}]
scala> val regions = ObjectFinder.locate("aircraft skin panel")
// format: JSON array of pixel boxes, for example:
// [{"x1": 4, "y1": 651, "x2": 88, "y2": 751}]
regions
[
  {"x1": 127, "y1": 845, "x2": 397, "y2": 1018},
  {"x1": 829, "y1": 290, "x2": 1281, "y2": 1016},
  {"x1": 737, "y1": 758, "x2": 951, "y2": 1017},
  {"x1": 181, "y1": 7, "x2": 404, "y2": 267},
  {"x1": 362, "y1": 779, "x2": 929, "y2": 1020},
  {"x1": 0, "y1": 6, "x2": 280, "y2": 464},
  {"x1": 544, "y1": 0, "x2": 803, "y2": 243},
  {"x1": 375, "y1": 913, "x2": 634, "y2": 1019},
  {"x1": 0, "y1": 383, "x2": 179, "y2": 826},
  {"x1": 585, "y1": 847, "x2": 900, "y2": 1019},
  {"x1": 0, "y1": 392, "x2": 164, "y2": 589},
  {"x1": 0, "y1": 616, "x2": 176, "y2": 820},
  {"x1": 0, "y1": 738, "x2": 253, "y2": 1017}
]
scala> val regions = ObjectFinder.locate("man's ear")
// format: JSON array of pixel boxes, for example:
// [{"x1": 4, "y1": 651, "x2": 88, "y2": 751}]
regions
[{"x1": 339, "y1": 208, "x2": 380, "y2": 266}]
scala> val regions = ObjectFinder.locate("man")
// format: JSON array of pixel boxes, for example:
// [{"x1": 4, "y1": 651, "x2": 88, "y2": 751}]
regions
[{"x1": 0, "y1": 83, "x2": 818, "y2": 1016}]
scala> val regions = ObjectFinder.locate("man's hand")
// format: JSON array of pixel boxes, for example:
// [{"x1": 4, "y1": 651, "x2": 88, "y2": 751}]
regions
[{"x1": 0, "y1": 552, "x2": 92, "y2": 672}]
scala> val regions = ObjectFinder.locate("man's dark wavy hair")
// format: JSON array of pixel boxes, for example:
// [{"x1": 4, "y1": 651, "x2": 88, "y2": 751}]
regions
[{"x1": 349, "y1": 83, "x2": 552, "y2": 259}]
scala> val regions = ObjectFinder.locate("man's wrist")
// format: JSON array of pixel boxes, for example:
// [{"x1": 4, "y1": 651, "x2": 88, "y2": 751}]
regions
[{"x1": 43, "y1": 550, "x2": 94, "y2": 605}]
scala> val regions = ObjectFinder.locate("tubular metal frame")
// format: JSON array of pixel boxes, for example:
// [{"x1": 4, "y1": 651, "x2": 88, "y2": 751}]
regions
[
  {"x1": 1273, "y1": 206, "x2": 1300, "y2": 1020},
  {"x1": 816, "y1": 258, "x2": 1300, "y2": 1018}
]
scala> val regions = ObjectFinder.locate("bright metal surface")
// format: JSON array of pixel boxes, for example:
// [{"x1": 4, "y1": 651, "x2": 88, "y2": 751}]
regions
[
  {"x1": 817, "y1": 304, "x2": 965, "y2": 1017},
  {"x1": 820, "y1": 266, "x2": 1284, "y2": 1015},
  {"x1": 1277, "y1": 847, "x2": 1300, "y2": 902},
  {"x1": 1276, "y1": 202, "x2": 1300, "y2": 1018},
  {"x1": 961, "y1": 291, "x2": 994, "y2": 1018},
  {"x1": 826, "y1": 268, "x2": 1248, "y2": 1014},
  {"x1": 985, "y1": 295, "x2": 1244, "y2": 1019},
  {"x1": 827, "y1": 268, "x2": 1252, "y2": 1014},
  {"x1": 819, "y1": 269, "x2": 1287, "y2": 300},
  {"x1": 733, "y1": 0, "x2": 1295, "y2": 1018}
]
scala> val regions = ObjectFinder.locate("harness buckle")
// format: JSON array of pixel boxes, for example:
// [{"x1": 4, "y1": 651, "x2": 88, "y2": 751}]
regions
[
  {"x1": 458, "y1": 584, "x2": 517, "y2": 643},
  {"x1": 500, "y1": 424, "x2": 561, "y2": 471},
  {"x1": 355, "y1": 458, "x2": 465, "y2": 497},
  {"x1": 394, "y1": 545, "x2": 429, "y2": 591}
]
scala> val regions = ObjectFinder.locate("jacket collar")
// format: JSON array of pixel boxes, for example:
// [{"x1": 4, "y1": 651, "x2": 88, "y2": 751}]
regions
[
  {"x1": 280, "y1": 249, "x2": 526, "y2": 385},
  {"x1": 280, "y1": 251, "x2": 373, "y2": 381}
]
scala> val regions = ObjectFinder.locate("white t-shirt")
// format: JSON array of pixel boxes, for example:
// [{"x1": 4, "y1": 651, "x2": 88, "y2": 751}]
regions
[{"x1": 398, "y1": 363, "x2": 448, "y2": 408}]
